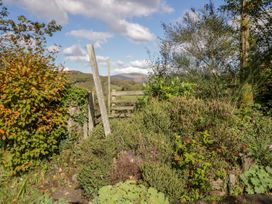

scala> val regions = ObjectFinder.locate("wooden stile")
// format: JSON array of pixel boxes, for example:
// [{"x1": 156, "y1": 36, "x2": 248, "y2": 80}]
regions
[{"x1": 87, "y1": 44, "x2": 111, "y2": 136}]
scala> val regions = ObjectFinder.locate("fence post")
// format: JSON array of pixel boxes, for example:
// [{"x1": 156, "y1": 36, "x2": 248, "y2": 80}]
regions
[
  {"x1": 83, "y1": 122, "x2": 88, "y2": 139},
  {"x1": 87, "y1": 44, "x2": 111, "y2": 136},
  {"x1": 107, "y1": 60, "x2": 111, "y2": 116},
  {"x1": 88, "y1": 91, "x2": 95, "y2": 136},
  {"x1": 111, "y1": 89, "x2": 116, "y2": 117}
]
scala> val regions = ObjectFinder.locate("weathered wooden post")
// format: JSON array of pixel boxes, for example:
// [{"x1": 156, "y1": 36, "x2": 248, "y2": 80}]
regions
[
  {"x1": 87, "y1": 44, "x2": 111, "y2": 136},
  {"x1": 87, "y1": 91, "x2": 95, "y2": 135},
  {"x1": 83, "y1": 122, "x2": 88, "y2": 139},
  {"x1": 111, "y1": 89, "x2": 116, "y2": 117},
  {"x1": 107, "y1": 60, "x2": 111, "y2": 116}
]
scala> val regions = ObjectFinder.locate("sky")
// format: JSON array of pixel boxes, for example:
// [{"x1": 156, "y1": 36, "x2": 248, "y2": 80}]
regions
[{"x1": 3, "y1": 0, "x2": 225, "y2": 75}]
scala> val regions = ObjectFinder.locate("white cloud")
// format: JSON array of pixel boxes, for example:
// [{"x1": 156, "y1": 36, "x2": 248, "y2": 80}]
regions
[
  {"x1": 63, "y1": 44, "x2": 88, "y2": 64},
  {"x1": 129, "y1": 60, "x2": 149, "y2": 69},
  {"x1": 67, "y1": 30, "x2": 113, "y2": 48},
  {"x1": 113, "y1": 67, "x2": 149, "y2": 75},
  {"x1": 63, "y1": 44, "x2": 85, "y2": 56},
  {"x1": 62, "y1": 44, "x2": 150, "y2": 74},
  {"x1": 4, "y1": 0, "x2": 173, "y2": 42},
  {"x1": 161, "y1": 3, "x2": 174, "y2": 13},
  {"x1": 65, "y1": 55, "x2": 89, "y2": 64},
  {"x1": 63, "y1": 44, "x2": 110, "y2": 66},
  {"x1": 119, "y1": 20, "x2": 155, "y2": 42},
  {"x1": 96, "y1": 55, "x2": 110, "y2": 63},
  {"x1": 4, "y1": 0, "x2": 69, "y2": 24},
  {"x1": 116, "y1": 60, "x2": 125, "y2": 66},
  {"x1": 63, "y1": 67, "x2": 70, "y2": 71},
  {"x1": 112, "y1": 59, "x2": 151, "y2": 74}
]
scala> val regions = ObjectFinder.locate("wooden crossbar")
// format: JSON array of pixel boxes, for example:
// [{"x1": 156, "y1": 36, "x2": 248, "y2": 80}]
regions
[{"x1": 111, "y1": 90, "x2": 144, "y2": 97}]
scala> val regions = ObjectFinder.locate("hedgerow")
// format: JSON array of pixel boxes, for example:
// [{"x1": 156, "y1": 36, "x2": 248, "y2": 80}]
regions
[
  {"x1": 0, "y1": 1, "x2": 67, "y2": 173},
  {"x1": 0, "y1": 51, "x2": 67, "y2": 173}
]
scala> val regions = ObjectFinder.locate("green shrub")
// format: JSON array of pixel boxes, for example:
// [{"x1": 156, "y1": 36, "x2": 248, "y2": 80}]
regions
[
  {"x1": 0, "y1": 51, "x2": 67, "y2": 173},
  {"x1": 93, "y1": 180, "x2": 169, "y2": 204},
  {"x1": 138, "y1": 100, "x2": 172, "y2": 135},
  {"x1": 240, "y1": 165, "x2": 272, "y2": 194},
  {"x1": 167, "y1": 97, "x2": 245, "y2": 200},
  {"x1": 141, "y1": 162, "x2": 186, "y2": 203},
  {"x1": 107, "y1": 118, "x2": 173, "y2": 163},
  {"x1": 79, "y1": 96, "x2": 264, "y2": 202},
  {"x1": 237, "y1": 108, "x2": 272, "y2": 167},
  {"x1": 144, "y1": 76, "x2": 195, "y2": 100},
  {"x1": 0, "y1": 4, "x2": 65, "y2": 173},
  {"x1": 174, "y1": 134, "x2": 212, "y2": 189},
  {"x1": 63, "y1": 86, "x2": 88, "y2": 125},
  {"x1": 169, "y1": 97, "x2": 234, "y2": 133},
  {"x1": 169, "y1": 97, "x2": 245, "y2": 163},
  {"x1": 77, "y1": 125, "x2": 114, "y2": 197},
  {"x1": 78, "y1": 119, "x2": 173, "y2": 198}
]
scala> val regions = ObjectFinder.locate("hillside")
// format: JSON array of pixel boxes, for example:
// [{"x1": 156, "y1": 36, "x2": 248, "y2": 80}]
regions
[
  {"x1": 112, "y1": 73, "x2": 147, "y2": 83},
  {"x1": 66, "y1": 71, "x2": 143, "y2": 91}
]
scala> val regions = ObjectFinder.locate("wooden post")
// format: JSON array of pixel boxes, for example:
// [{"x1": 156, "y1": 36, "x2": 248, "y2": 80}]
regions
[
  {"x1": 107, "y1": 60, "x2": 111, "y2": 116},
  {"x1": 88, "y1": 91, "x2": 95, "y2": 135},
  {"x1": 83, "y1": 122, "x2": 88, "y2": 139},
  {"x1": 87, "y1": 44, "x2": 111, "y2": 136},
  {"x1": 111, "y1": 89, "x2": 116, "y2": 117}
]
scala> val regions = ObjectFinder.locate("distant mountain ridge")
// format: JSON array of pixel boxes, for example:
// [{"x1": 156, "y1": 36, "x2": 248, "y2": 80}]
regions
[
  {"x1": 112, "y1": 73, "x2": 147, "y2": 83},
  {"x1": 66, "y1": 70, "x2": 144, "y2": 91}
]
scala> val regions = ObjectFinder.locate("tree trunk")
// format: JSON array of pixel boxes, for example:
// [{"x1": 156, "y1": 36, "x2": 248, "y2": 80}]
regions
[{"x1": 240, "y1": 0, "x2": 253, "y2": 106}]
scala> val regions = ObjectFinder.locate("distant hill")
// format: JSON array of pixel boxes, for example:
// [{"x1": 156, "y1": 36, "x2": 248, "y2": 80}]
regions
[
  {"x1": 65, "y1": 71, "x2": 143, "y2": 91},
  {"x1": 112, "y1": 73, "x2": 147, "y2": 83}
]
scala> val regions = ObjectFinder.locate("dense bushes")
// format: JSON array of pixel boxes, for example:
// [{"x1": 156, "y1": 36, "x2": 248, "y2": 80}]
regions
[
  {"x1": 0, "y1": 1, "x2": 67, "y2": 174},
  {"x1": 237, "y1": 108, "x2": 272, "y2": 167},
  {"x1": 77, "y1": 119, "x2": 173, "y2": 198},
  {"x1": 63, "y1": 86, "x2": 88, "y2": 125},
  {"x1": 143, "y1": 76, "x2": 195, "y2": 100},
  {"x1": 77, "y1": 94, "x2": 272, "y2": 202},
  {"x1": 141, "y1": 162, "x2": 186, "y2": 203},
  {"x1": 0, "y1": 51, "x2": 67, "y2": 173},
  {"x1": 77, "y1": 96, "x2": 271, "y2": 202}
]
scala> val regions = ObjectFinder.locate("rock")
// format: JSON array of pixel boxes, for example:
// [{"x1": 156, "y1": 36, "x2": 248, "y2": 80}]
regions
[
  {"x1": 210, "y1": 190, "x2": 226, "y2": 197},
  {"x1": 72, "y1": 174, "x2": 78, "y2": 183},
  {"x1": 211, "y1": 179, "x2": 224, "y2": 191},
  {"x1": 229, "y1": 174, "x2": 237, "y2": 187},
  {"x1": 242, "y1": 157, "x2": 253, "y2": 172},
  {"x1": 210, "y1": 179, "x2": 226, "y2": 196}
]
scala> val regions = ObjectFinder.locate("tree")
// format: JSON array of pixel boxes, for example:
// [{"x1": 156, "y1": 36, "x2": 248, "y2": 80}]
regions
[
  {"x1": 222, "y1": 0, "x2": 272, "y2": 107},
  {"x1": 0, "y1": 1, "x2": 67, "y2": 173},
  {"x1": 240, "y1": 0, "x2": 253, "y2": 106},
  {"x1": 0, "y1": 0, "x2": 61, "y2": 51},
  {"x1": 158, "y1": 1, "x2": 239, "y2": 99}
]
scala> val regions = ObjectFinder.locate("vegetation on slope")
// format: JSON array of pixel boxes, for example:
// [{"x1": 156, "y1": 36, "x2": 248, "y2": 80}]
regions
[{"x1": 0, "y1": 0, "x2": 271, "y2": 203}]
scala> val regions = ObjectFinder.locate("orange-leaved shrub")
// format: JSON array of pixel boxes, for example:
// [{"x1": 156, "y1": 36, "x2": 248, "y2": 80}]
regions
[{"x1": 0, "y1": 50, "x2": 67, "y2": 173}]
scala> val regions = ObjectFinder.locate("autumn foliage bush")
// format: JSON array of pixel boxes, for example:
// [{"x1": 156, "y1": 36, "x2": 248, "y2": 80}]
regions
[
  {"x1": 0, "y1": 51, "x2": 67, "y2": 173},
  {"x1": 0, "y1": 0, "x2": 67, "y2": 173}
]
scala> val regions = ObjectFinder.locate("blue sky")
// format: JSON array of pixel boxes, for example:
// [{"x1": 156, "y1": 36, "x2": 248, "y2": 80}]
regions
[{"x1": 3, "y1": 0, "x2": 225, "y2": 75}]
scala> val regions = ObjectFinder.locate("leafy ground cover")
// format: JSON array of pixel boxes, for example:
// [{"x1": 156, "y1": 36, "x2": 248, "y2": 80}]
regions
[{"x1": 76, "y1": 97, "x2": 272, "y2": 203}]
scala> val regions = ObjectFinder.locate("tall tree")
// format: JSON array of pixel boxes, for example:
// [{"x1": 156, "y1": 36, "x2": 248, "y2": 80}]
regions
[
  {"x1": 240, "y1": 0, "x2": 254, "y2": 106},
  {"x1": 159, "y1": 1, "x2": 239, "y2": 99},
  {"x1": 223, "y1": 0, "x2": 272, "y2": 107}
]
